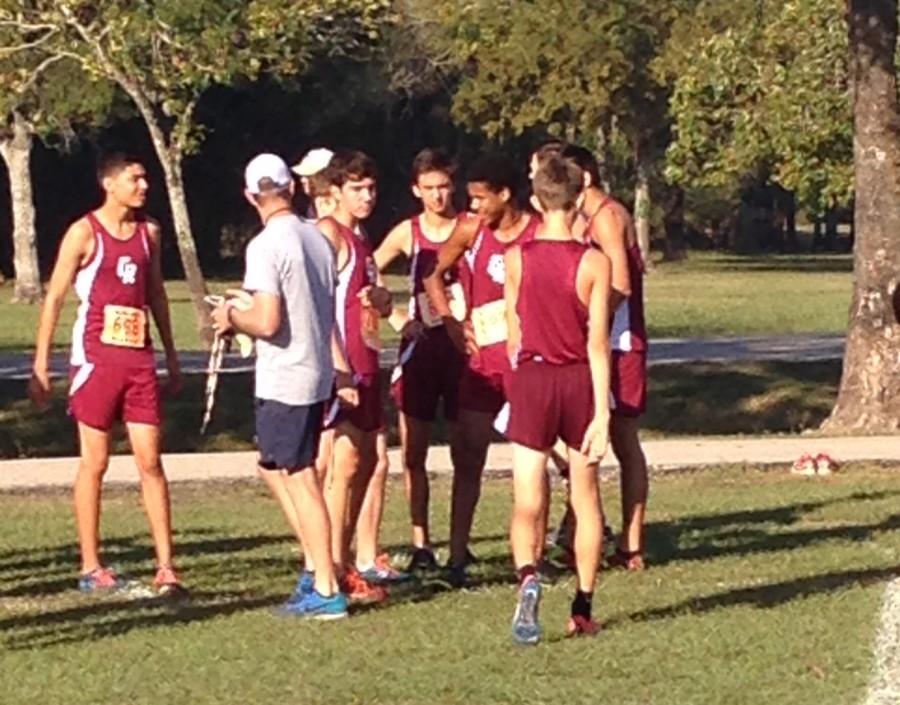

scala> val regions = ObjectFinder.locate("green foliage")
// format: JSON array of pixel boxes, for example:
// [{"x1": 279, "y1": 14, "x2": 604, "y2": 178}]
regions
[
  {"x1": 403, "y1": 0, "x2": 672, "y2": 148},
  {"x1": 2, "y1": 0, "x2": 394, "y2": 155},
  {"x1": 662, "y1": 0, "x2": 853, "y2": 213},
  {"x1": 0, "y1": 1, "x2": 113, "y2": 142}
]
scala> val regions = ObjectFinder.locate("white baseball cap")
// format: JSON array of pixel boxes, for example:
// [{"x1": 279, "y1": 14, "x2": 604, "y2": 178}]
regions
[
  {"x1": 244, "y1": 153, "x2": 293, "y2": 195},
  {"x1": 292, "y1": 147, "x2": 334, "y2": 177}
]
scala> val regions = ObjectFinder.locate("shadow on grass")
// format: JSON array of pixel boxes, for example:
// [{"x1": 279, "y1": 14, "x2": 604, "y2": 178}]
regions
[
  {"x1": 605, "y1": 565, "x2": 899, "y2": 631},
  {"x1": 6, "y1": 487, "x2": 900, "y2": 649},
  {"x1": 644, "y1": 360, "x2": 840, "y2": 436},
  {"x1": 0, "y1": 552, "x2": 520, "y2": 650},
  {"x1": 1, "y1": 360, "x2": 842, "y2": 459},
  {"x1": 0, "y1": 531, "x2": 294, "y2": 597}
]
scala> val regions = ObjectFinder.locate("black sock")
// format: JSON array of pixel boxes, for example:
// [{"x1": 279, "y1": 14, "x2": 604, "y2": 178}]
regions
[
  {"x1": 572, "y1": 590, "x2": 593, "y2": 619},
  {"x1": 517, "y1": 564, "x2": 537, "y2": 585}
]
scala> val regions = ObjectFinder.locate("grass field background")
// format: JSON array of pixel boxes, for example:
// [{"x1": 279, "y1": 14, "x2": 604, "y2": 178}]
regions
[
  {"x1": 1, "y1": 467, "x2": 897, "y2": 705},
  {"x1": 0, "y1": 253, "x2": 853, "y2": 352},
  {"x1": 0, "y1": 359, "x2": 841, "y2": 458}
]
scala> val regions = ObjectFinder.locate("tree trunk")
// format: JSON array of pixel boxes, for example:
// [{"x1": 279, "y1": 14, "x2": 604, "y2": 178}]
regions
[
  {"x1": 633, "y1": 158, "x2": 652, "y2": 269},
  {"x1": 0, "y1": 112, "x2": 42, "y2": 304},
  {"x1": 157, "y1": 150, "x2": 212, "y2": 345},
  {"x1": 823, "y1": 0, "x2": 900, "y2": 433},
  {"x1": 661, "y1": 186, "x2": 687, "y2": 261},
  {"x1": 824, "y1": 207, "x2": 839, "y2": 251},
  {"x1": 784, "y1": 190, "x2": 797, "y2": 252},
  {"x1": 134, "y1": 100, "x2": 212, "y2": 346}
]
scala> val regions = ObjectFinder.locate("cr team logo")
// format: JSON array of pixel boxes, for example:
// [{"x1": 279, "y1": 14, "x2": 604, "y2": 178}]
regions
[
  {"x1": 487, "y1": 253, "x2": 505, "y2": 285},
  {"x1": 116, "y1": 256, "x2": 138, "y2": 285}
]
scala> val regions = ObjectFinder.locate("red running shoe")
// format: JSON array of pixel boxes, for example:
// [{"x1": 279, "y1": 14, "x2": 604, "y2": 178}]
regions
[
  {"x1": 566, "y1": 615, "x2": 601, "y2": 637},
  {"x1": 341, "y1": 567, "x2": 388, "y2": 605}
]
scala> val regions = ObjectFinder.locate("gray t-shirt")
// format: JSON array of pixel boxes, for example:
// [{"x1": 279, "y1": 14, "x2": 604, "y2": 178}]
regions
[{"x1": 242, "y1": 213, "x2": 336, "y2": 405}]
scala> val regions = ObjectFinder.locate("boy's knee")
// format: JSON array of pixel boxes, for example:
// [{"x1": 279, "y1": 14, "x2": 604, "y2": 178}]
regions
[{"x1": 136, "y1": 455, "x2": 165, "y2": 479}]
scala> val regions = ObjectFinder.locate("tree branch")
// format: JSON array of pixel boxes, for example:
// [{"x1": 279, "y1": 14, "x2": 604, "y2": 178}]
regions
[
  {"x1": 15, "y1": 53, "x2": 67, "y2": 95},
  {"x1": 0, "y1": 27, "x2": 59, "y2": 57}
]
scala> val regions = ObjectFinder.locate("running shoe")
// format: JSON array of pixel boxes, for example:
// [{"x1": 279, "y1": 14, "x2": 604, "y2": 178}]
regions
[
  {"x1": 445, "y1": 562, "x2": 468, "y2": 589},
  {"x1": 153, "y1": 565, "x2": 189, "y2": 598},
  {"x1": 78, "y1": 567, "x2": 123, "y2": 594},
  {"x1": 406, "y1": 547, "x2": 438, "y2": 572},
  {"x1": 341, "y1": 567, "x2": 388, "y2": 605},
  {"x1": 511, "y1": 576, "x2": 542, "y2": 645},
  {"x1": 359, "y1": 554, "x2": 411, "y2": 585},
  {"x1": 291, "y1": 569, "x2": 315, "y2": 599},
  {"x1": 607, "y1": 548, "x2": 645, "y2": 572},
  {"x1": 565, "y1": 615, "x2": 601, "y2": 638},
  {"x1": 279, "y1": 590, "x2": 348, "y2": 620}
]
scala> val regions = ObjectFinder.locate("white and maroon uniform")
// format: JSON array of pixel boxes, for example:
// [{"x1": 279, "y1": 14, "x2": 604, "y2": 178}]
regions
[
  {"x1": 69, "y1": 212, "x2": 159, "y2": 430},
  {"x1": 587, "y1": 198, "x2": 648, "y2": 417},
  {"x1": 390, "y1": 215, "x2": 466, "y2": 422},
  {"x1": 323, "y1": 216, "x2": 383, "y2": 432},
  {"x1": 507, "y1": 239, "x2": 594, "y2": 450},
  {"x1": 459, "y1": 213, "x2": 540, "y2": 415}
]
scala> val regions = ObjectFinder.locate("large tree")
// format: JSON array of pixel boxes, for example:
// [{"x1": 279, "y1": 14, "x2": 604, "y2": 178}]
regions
[
  {"x1": 0, "y1": 13, "x2": 112, "y2": 304},
  {"x1": 661, "y1": 0, "x2": 854, "y2": 221},
  {"x1": 399, "y1": 0, "x2": 681, "y2": 264},
  {"x1": 4, "y1": 0, "x2": 391, "y2": 343},
  {"x1": 824, "y1": 0, "x2": 900, "y2": 432}
]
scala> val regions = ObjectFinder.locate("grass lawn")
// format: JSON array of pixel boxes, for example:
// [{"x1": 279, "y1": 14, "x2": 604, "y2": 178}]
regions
[
  {"x1": 0, "y1": 253, "x2": 852, "y2": 352},
  {"x1": 0, "y1": 359, "x2": 841, "y2": 459},
  {"x1": 1, "y1": 467, "x2": 897, "y2": 704}
]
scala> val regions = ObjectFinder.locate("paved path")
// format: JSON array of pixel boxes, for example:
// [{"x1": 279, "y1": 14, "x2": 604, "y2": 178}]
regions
[
  {"x1": 1, "y1": 434, "x2": 896, "y2": 490},
  {"x1": 0, "y1": 334, "x2": 845, "y2": 380}
]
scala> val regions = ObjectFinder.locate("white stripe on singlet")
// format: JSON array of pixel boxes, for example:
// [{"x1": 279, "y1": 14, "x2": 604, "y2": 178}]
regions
[
  {"x1": 334, "y1": 239, "x2": 356, "y2": 364},
  {"x1": 70, "y1": 231, "x2": 104, "y2": 366}
]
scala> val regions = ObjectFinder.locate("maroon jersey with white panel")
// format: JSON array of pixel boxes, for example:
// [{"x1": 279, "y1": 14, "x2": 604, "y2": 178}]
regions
[
  {"x1": 71, "y1": 212, "x2": 155, "y2": 368},
  {"x1": 463, "y1": 213, "x2": 540, "y2": 376}
]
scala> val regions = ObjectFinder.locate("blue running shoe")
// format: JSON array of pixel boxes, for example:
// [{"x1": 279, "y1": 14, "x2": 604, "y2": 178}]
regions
[
  {"x1": 279, "y1": 590, "x2": 348, "y2": 620},
  {"x1": 291, "y1": 570, "x2": 315, "y2": 599},
  {"x1": 78, "y1": 567, "x2": 124, "y2": 594},
  {"x1": 511, "y1": 576, "x2": 542, "y2": 645}
]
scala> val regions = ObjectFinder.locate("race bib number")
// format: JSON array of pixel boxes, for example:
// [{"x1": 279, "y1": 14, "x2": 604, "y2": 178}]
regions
[
  {"x1": 417, "y1": 282, "x2": 467, "y2": 328},
  {"x1": 471, "y1": 299, "x2": 508, "y2": 348},
  {"x1": 100, "y1": 305, "x2": 147, "y2": 348}
]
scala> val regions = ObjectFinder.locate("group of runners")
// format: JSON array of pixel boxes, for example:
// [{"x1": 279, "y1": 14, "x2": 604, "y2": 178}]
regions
[{"x1": 27, "y1": 140, "x2": 649, "y2": 645}]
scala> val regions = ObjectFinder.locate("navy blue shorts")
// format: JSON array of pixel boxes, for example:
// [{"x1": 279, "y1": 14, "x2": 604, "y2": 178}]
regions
[{"x1": 255, "y1": 398, "x2": 324, "y2": 472}]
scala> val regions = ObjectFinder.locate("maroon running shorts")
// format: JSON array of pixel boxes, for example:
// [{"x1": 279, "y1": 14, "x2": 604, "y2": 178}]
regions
[
  {"x1": 507, "y1": 360, "x2": 593, "y2": 451},
  {"x1": 69, "y1": 364, "x2": 161, "y2": 431}
]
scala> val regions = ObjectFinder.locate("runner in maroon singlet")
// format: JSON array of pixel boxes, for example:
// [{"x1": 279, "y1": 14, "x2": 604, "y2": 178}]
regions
[
  {"x1": 423, "y1": 154, "x2": 539, "y2": 585},
  {"x1": 374, "y1": 148, "x2": 466, "y2": 572},
  {"x1": 315, "y1": 150, "x2": 393, "y2": 604},
  {"x1": 505, "y1": 155, "x2": 611, "y2": 643},
  {"x1": 29, "y1": 152, "x2": 186, "y2": 595},
  {"x1": 564, "y1": 144, "x2": 650, "y2": 571}
]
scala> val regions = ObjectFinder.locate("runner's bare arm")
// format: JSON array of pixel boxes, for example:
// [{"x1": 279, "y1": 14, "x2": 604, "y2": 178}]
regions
[
  {"x1": 581, "y1": 249, "x2": 612, "y2": 459},
  {"x1": 31, "y1": 219, "x2": 93, "y2": 383},
  {"x1": 146, "y1": 222, "x2": 177, "y2": 356},
  {"x1": 331, "y1": 324, "x2": 358, "y2": 407},
  {"x1": 374, "y1": 219, "x2": 412, "y2": 270},
  {"x1": 504, "y1": 245, "x2": 523, "y2": 365},
  {"x1": 375, "y1": 220, "x2": 412, "y2": 330},
  {"x1": 423, "y1": 216, "x2": 477, "y2": 319},
  {"x1": 590, "y1": 207, "x2": 631, "y2": 310}
]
